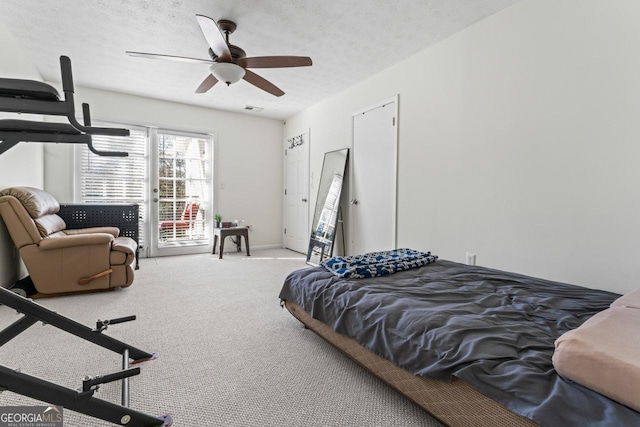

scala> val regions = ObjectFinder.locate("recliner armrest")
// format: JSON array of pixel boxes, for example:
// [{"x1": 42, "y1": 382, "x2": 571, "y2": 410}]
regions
[
  {"x1": 65, "y1": 227, "x2": 120, "y2": 238},
  {"x1": 111, "y1": 237, "x2": 137, "y2": 254},
  {"x1": 38, "y1": 233, "x2": 114, "y2": 250}
]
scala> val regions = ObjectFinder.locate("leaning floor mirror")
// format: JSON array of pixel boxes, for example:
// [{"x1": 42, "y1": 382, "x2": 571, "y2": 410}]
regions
[{"x1": 307, "y1": 148, "x2": 349, "y2": 266}]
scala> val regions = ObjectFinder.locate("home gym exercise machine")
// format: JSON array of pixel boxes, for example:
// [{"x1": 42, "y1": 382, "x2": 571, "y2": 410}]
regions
[
  {"x1": 0, "y1": 55, "x2": 127, "y2": 157},
  {"x1": 0, "y1": 56, "x2": 172, "y2": 426},
  {"x1": 0, "y1": 290, "x2": 171, "y2": 426}
]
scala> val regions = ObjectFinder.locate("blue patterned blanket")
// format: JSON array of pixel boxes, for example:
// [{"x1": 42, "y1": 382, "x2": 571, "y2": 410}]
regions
[{"x1": 321, "y1": 248, "x2": 438, "y2": 279}]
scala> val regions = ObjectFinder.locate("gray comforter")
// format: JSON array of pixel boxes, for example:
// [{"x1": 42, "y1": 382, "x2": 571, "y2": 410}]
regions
[{"x1": 279, "y1": 259, "x2": 640, "y2": 427}]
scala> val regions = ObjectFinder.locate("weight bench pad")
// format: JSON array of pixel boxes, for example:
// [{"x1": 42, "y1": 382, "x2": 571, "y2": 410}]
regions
[
  {"x1": 0, "y1": 119, "x2": 81, "y2": 134},
  {"x1": 0, "y1": 78, "x2": 60, "y2": 101}
]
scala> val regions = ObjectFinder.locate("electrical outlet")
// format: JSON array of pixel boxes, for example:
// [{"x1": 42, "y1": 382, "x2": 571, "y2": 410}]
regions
[{"x1": 465, "y1": 252, "x2": 476, "y2": 266}]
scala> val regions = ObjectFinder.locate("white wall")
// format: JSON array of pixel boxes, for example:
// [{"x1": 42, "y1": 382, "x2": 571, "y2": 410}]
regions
[
  {"x1": 0, "y1": 20, "x2": 44, "y2": 287},
  {"x1": 43, "y1": 87, "x2": 284, "y2": 249},
  {"x1": 285, "y1": 0, "x2": 640, "y2": 294}
]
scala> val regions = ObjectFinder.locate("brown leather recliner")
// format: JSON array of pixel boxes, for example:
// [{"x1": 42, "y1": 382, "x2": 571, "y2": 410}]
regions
[{"x1": 0, "y1": 186, "x2": 136, "y2": 295}]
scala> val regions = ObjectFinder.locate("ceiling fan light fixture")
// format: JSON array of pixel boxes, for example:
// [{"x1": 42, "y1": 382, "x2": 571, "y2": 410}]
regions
[{"x1": 209, "y1": 63, "x2": 245, "y2": 86}]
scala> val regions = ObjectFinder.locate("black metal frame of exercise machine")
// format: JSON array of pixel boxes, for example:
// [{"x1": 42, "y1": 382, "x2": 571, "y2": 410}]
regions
[
  {"x1": 0, "y1": 55, "x2": 128, "y2": 157},
  {"x1": 0, "y1": 288, "x2": 172, "y2": 426},
  {"x1": 0, "y1": 55, "x2": 172, "y2": 426}
]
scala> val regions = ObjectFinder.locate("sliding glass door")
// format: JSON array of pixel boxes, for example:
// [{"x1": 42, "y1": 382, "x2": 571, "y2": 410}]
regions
[{"x1": 149, "y1": 130, "x2": 213, "y2": 257}]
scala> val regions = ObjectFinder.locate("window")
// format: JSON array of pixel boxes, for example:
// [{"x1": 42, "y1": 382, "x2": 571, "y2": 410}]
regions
[{"x1": 74, "y1": 125, "x2": 148, "y2": 252}]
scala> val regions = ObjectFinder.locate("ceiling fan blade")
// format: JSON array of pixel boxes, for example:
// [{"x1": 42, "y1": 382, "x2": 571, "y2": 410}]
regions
[
  {"x1": 126, "y1": 51, "x2": 214, "y2": 64},
  {"x1": 237, "y1": 56, "x2": 312, "y2": 68},
  {"x1": 195, "y1": 74, "x2": 219, "y2": 93},
  {"x1": 243, "y1": 69, "x2": 284, "y2": 97},
  {"x1": 195, "y1": 14, "x2": 232, "y2": 62}
]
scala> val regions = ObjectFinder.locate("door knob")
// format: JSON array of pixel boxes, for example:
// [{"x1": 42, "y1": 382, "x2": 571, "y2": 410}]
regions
[
  {"x1": 350, "y1": 199, "x2": 358, "y2": 205},
  {"x1": 153, "y1": 198, "x2": 158, "y2": 203},
  {"x1": 302, "y1": 198, "x2": 308, "y2": 202}
]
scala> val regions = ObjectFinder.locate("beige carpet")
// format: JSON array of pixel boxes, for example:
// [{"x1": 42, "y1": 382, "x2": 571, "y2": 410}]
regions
[{"x1": 0, "y1": 248, "x2": 442, "y2": 427}]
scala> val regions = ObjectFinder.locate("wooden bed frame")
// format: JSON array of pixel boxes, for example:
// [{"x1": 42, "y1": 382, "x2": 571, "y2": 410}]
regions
[{"x1": 285, "y1": 301, "x2": 538, "y2": 427}]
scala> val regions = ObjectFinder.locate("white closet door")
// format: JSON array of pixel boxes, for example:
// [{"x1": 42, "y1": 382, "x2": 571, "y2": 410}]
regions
[
  {"x1": 350, "y1": 97, "x2": 398, "y2": 255},
  {"x1": 284, "y1": 133, "x2": 310, "y2": 254}
]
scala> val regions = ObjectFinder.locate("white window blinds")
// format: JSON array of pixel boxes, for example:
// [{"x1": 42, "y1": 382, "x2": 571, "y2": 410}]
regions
[{"x1": 75, "y1": 126, "x2": 148, "y2": 249}]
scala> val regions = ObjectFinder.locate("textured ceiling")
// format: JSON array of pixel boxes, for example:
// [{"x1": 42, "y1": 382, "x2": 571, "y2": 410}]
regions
[{"x1": 0, "y1": 0, "x2": 521, "y2": 120}]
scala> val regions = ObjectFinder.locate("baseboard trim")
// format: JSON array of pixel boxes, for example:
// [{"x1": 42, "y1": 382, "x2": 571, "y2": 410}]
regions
[{"x1": 251, "y1": 244, "x2": 284, "y2": 251}]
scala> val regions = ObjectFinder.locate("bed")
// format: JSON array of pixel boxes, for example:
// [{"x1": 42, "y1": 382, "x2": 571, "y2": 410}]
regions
[{"x1": 279, "y1": 252, "x2": 640, "y2": 427}]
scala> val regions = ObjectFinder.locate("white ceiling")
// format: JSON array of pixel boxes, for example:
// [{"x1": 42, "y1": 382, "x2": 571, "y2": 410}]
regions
[{"x1": 0, "y1": 0, "x2": 521, "y2": 120}]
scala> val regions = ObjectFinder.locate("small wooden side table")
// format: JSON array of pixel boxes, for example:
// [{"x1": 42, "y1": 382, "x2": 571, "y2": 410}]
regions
[{"x1": 212, "y1": 227, "x2": 250, "y2": 259}]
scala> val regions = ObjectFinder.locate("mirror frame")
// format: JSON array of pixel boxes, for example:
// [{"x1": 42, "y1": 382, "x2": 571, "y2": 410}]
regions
[{"x1": 306, "y1": 148, "x2": 349, "y2": 266}]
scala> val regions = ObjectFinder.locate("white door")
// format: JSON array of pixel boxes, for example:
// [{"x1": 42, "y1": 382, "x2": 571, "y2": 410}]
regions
[
  {"x1": 284, "y1": 132, "x2": 310, "y2": 253},
  {"x1": 149, "y1": 129, "x2": 213, "y2": 257},
  {"x1": 350, "y1": 97, "x2": 398, "y2": 255}
]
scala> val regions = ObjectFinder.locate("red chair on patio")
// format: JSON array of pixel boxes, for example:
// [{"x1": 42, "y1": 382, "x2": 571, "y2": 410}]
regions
[{"x1": 160, "y1": 202, "x2": 199, "y2": 234}]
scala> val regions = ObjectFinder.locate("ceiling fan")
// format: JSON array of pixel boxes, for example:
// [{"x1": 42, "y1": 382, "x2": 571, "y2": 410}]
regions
[{"x1": 126, "y1": 14, "x2": 312, "y2": 97}]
